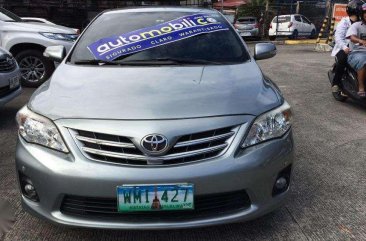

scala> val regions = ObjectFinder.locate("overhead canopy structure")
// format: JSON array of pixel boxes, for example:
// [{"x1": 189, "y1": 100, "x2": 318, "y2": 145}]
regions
[{"x1": 213, "y1": 0, "x2": 247, "y2": 9}]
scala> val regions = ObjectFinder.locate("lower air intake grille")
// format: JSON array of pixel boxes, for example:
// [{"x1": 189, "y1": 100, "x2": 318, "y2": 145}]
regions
[{"x1": 60, "y1": 190, "x2": 251, "y2": 221}]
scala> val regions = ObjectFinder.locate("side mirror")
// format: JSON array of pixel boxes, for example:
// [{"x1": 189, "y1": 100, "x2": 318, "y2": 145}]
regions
[
  {"x1": 43, "y1": 45, "x2": 66, "y2": 62},
  {"x1": 254, "y1": 43, "x2": 277, "y2": 60}
]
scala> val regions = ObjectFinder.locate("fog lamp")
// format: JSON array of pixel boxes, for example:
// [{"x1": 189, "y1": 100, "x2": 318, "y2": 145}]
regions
[
  {"x1": 272, "y1": 165, "x2": 292, "y2": 196},
  {"x1": 275, "y1": 177, "x2": 288, "y2": 190},
  {"x1": 19, "y1": 173, "x2": 39, "y2": 202}
]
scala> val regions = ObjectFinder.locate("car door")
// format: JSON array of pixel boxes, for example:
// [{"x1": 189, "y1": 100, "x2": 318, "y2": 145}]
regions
[
  {"x1": 293, "y1": 15, "x2": 304, "y2": 35},
  {"x1": 301, "y1": 16, "x2": 312, "y2": 34}
]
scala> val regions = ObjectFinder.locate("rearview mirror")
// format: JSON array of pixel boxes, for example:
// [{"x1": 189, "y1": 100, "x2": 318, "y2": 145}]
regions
[
  {"x1": 43, "y1": 45, "x2": 66, "y2": 62},
  {"x1": 254, "y1": 43, "x2": 277, "y2": 60}
]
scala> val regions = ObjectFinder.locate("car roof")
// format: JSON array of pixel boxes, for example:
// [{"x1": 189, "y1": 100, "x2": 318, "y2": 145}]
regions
[
  {"x1": 102, "y1": 7, "x2": 218, "y2": 15},
  {"x1": 277, "y1": 14, "x2": 302, "y2": 17}
]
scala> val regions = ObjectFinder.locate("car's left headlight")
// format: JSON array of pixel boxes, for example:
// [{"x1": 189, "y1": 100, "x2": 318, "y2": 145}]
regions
[
  {"x1": 242, "y1": 101, "x2": 292, "y2": 148},
  {"x1": 16, "y1": 106, "x2": 69, "y2": 153},
  {"x1": 40, "y1": 32, "x2": 78, "y2": 42}
]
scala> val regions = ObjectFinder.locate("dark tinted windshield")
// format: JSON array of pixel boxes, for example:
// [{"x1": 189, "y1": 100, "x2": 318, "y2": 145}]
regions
[
  {"x1": 0, "y1": 8, "x2": 22, "y2": 22},
  {"x1": 70, "y1": 11, "x2": 248, "y2": 64}
]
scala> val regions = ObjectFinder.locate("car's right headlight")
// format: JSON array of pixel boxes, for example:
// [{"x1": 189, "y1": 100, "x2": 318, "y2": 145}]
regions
[
  {"x1": 16, "y1": 106, "x2": 69, "y2": 153},
  {"x1": 39, "y1": 32, "x2": 78, "y2": 42},
  {"x1": 242, "y1": 101, "x2": 292, "y2": 148}
]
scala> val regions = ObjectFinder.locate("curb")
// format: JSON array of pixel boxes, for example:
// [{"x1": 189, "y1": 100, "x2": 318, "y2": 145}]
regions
[{"x1": 284, "y1": 39, "x2": 317, "y2": 45}]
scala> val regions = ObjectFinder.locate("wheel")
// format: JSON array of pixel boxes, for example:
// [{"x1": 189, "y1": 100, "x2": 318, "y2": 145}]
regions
[
  {"x1": 16, "y1": 49, "x2": 55, "y2": 88},
  {"x1": 332, "y1": 91, "x2": 347, "y2": 102},
  {"x1": 309, "y1": 29, "x2": 316, "y2": 39},
  {"x1": 289, "y1": 30, "x2": 298, "y2": 40},
  {"x1": 269, "y1": 36, "x2": 276, "y2": 41}
]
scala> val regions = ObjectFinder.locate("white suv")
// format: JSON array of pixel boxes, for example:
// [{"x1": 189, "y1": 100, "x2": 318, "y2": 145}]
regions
[
  {"x1": 268, "y1": 14, "x2": 316, "y2": 40},
  {"x1": 0, "y1": 8, "x2": 78, "y2": 87}
]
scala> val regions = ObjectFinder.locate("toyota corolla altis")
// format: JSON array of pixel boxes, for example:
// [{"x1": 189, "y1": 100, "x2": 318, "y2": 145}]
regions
[{"x1": 15, "y1": 7, "x2": 294, "y2": 229}]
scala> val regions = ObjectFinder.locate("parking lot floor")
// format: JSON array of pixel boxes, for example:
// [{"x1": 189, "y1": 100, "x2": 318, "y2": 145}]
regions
[{"x1": 0, "y1": 44, "x2": 365, "y2": 241}]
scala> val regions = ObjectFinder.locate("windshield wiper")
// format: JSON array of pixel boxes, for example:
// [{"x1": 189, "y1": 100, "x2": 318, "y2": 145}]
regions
[
  {"x1": 74, "y1": 58, "x2": 222, "y2": 66},
  {"x1": 72, "y1": 59, "x2": 148, "y2": 66},
  {"x1": 73, "y1": 59, "x2": 122, "y2": 65},
  {"x1": 121, "y1": 57, "x2": 221, "y2": 65}
]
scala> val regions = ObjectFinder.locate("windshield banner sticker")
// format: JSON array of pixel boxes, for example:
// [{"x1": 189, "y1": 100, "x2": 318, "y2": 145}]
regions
[{"x1": 87, "y1": 14, "x2": 229, "y2": 61}]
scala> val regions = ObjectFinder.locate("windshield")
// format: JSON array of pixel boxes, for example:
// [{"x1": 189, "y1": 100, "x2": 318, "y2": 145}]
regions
[
  {"x1": 0, "y1": 8, "x2": 22, "y2": 22},
  {"x1": 69, "y1": 11, "x2": 249, "y2": 65},
  {"x1": 223, "y1": 14, "x2": 235, "y2": 24}
]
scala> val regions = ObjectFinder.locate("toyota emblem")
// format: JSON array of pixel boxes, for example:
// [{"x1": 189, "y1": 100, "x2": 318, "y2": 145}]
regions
[{"x1": 141, "y1": 134, "x2": 168, "y2": 154}]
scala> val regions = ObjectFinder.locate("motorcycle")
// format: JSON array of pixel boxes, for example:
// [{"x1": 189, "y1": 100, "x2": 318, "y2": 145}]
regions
[{"x1": 328, "y1": 62, "x2": 365, "y2": 102}]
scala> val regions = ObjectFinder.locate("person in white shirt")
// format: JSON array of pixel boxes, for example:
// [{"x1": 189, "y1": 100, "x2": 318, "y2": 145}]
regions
[
  {"x1": 347, "y1": 3, "x2": 366, "y2": 97},
  {"x1": 331, "y1": 0, "x2": 362, "y2": 93}
]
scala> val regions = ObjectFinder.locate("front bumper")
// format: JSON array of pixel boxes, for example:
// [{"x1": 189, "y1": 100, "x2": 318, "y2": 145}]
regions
[
  {"x1": 45, "y1": 39, "x2": 75, "y2": 53},
  {"x1": 0, "y1": 68, "x2": 22, "y2": 107},
  {"x1": 16, "y1": 126, "x2": 294, "y2": 229}
]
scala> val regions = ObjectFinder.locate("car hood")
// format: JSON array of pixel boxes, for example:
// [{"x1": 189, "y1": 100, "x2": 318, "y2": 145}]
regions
[
  {"x1": 2, "y1": 21, "x2": 76, "y2": 34},
  {"x1": 29, "y1": 61, "x2": 281, "y2": 120}
]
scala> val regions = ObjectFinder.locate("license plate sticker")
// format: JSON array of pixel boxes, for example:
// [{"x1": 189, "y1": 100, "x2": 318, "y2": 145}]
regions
[
  {"x1": 9, "y1": 75, "x2": 20, "y2": 89},
  {"x1": 117, "y1": 184, "x2": 194, "y2": 212}
]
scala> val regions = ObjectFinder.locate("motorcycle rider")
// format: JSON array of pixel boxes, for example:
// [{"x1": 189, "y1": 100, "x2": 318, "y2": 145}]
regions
[
  {"x1": 346, "y1": 3, "x2": 366, "y2": 97},
  {"x1": 331, "y1": 0, "x2": 362, "y2": 93}
]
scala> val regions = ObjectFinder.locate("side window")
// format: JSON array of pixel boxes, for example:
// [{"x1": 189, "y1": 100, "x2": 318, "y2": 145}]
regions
[
  {"x1": 294, "y1": 16, "x2": 302, "y2": 22},
  {"x1": 302, "y1": 16, "x2": 311, "y2": 24}
]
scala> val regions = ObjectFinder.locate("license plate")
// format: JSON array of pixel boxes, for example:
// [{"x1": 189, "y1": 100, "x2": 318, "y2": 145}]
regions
[
  {"x1": 117, "y1": 184, "x2": 194, "y2": 212},
  {"x1": 9, "y1": 75, "x2": 20, "y2": 89},
  {"x1": 241, "y1": 32, "x2": 251, "y2": 36}
]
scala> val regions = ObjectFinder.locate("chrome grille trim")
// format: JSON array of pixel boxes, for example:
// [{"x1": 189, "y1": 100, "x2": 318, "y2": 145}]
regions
[
  {"x1": 71, "y1": 125, "x2": 240, "y2": 166},
  {"x1": 82, "y1": 147, "x2": 146, "y2": 161},
  {"x1": 0, "y1": 57, "x2": 16, "y2": 73},
  {"x1": 174, "y1": 131, "x2": 235, "y2": 148},
  {"x1": 83, "y1": 143, "x2": 228, "y2": 162},
  {"x1": 75, "y1": 135, "x2": 135, "y2": 148}
]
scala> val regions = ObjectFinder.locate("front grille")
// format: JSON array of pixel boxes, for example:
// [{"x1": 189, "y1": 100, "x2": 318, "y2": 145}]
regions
[
  {"x1": 0, "y1": 85, "x2": 18, "y2": 98},
  {"x1": 0, "y1": 56, "x2": 16, "y2": 73},
  {"x1": 60, "y1": 190, "x2": 251, "y2": 221},
  {"x1": 72, "y1": 126, "x2": 238, "y2": 166}
]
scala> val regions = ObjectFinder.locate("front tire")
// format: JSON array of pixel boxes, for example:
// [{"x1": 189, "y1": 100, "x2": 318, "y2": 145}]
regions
[
  {"x1": 16, "y1": 49, "x2": 55, "y2": 88},
  {"x1": 269, "y1": 36, "x2": 276, "y2": 41},
  {"x1": 332, "y1": 91, "x2": 348, "y2": 102},
  {"x1": 309, "y1": 29, "x2": 316, "y2": 39}
]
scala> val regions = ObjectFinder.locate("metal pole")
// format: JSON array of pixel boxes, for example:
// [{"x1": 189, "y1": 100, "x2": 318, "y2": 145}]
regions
[
  {"x1": 326, "y1": 0, "x2": 331, "y2": 18},
  {"x1": 296, "y1": 1, "x2": 300, "y2": 14}
]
